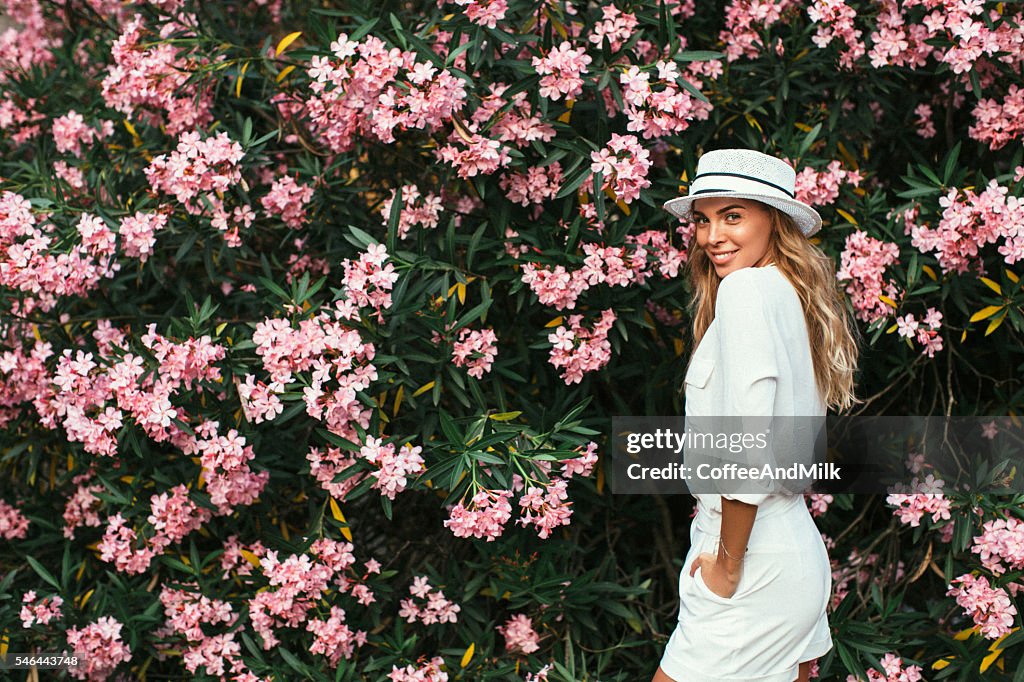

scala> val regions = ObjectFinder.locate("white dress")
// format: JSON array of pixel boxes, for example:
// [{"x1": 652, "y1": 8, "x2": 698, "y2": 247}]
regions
[{"x1": 658, "y1": 265, "x2": 833, "y2": 682}]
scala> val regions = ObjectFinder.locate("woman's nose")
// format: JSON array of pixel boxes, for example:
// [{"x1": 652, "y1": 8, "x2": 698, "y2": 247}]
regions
[{"x1": 706, "y1": 220, "x2": 725, "y2": 244}]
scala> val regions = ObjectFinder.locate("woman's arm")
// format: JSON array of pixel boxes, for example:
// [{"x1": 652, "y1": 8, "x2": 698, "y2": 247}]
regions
[{"x1": 690, "y1": 496, "x2": 756, "y2": 598}]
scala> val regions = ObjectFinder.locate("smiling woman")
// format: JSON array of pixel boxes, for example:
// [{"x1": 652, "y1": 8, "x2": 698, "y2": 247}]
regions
[{"x1": 652, "y1": 149, "x2": 861, "y2": 682}]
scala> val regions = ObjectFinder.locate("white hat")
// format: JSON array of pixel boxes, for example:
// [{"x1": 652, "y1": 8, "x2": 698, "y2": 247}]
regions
[{"x1": 663, "y1": 149, "x2": 823, "y2": 237}]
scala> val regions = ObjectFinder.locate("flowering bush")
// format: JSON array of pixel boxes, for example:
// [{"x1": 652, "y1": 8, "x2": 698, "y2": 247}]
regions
[{"x1": 1, "y1": 0, "x2": 1023, "y2": 680}]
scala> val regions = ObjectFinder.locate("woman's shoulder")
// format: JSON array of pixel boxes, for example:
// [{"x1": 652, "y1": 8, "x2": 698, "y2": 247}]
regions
[{"x1": 716, "y1": 266, "x2": 801, "y2": 318}]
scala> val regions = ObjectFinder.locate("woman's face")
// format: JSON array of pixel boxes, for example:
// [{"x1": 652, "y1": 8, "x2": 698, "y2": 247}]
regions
[{"x1": 691, "y1": 197, "x2": 774, "y2": 278}]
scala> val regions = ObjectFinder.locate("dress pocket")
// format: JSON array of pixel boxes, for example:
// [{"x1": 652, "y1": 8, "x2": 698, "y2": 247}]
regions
[
  {"x1": 691, "y1": 564, "x2": 734, "y2": 606},
  {"x1": 684, "y1": 356, "x2": 714, "y2": 389}
]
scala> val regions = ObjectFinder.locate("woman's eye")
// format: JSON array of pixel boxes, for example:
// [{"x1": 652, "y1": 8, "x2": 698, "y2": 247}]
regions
[{"x1": 726, "y1": 213, "x2": 741, "y2": 220}]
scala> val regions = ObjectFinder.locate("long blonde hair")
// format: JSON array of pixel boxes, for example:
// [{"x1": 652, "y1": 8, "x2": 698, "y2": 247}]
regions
[{"x1": 685, "y1": 204, "x2": 861, "y2": 413}]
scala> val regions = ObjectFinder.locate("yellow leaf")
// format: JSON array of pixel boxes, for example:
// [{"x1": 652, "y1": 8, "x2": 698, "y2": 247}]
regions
[
  {"x1": 970, "y1": 305, "x2": 1004, "y2": 323},
  {"x1": 457, "y1": 282, "x2": 466, "y2": 304},
  {"x1": 216, "y1": 322, "x2": 227, "y2": 336},
  {"x1": 489, "y1": 411, "x2": 522, "y2": 421},
  {"x1": 980, "y1": 648, "x2": 1002, "y2": 672},
  {"x1": 878, "y1": 295, "x2": 898, "y2": 308},
  {"x1": 836, "y1": 141, "x2": 857, "y2": 168},
  {"x1": 393, "y1": 384, "x2": 404, "y2": 416},
  {"x1": 235, "y1": 61, "x2": 249, "y2": 98},
  {"x1": 340, "y1": 524, "x2": 353, "y2": 542},
  {"x1": 835, "y1": 209, "x2": 858, "y2": 226},
  {"x1": 557, "y1": 99, "x2": 573, "y2": 123},
  {"x1": 123, "y1": 119, "x2": 139, "y2": 140},
  {"x1": 78, "y1": 589, "x2": 94, "y2": 608},
  {"x1": 985, "y1": 310, "x2": 1007, "y2": 336},
  {"x1": 329, "y1": 497, "x2": 345, "y2": 523},
  {"x1": 744, "y1": 113, "x2": 763, "y2": 133},
  {"x1": 794, "y1": 122, "x2": 812, "y2": 132},
  {"x1": 932, "y1": 656, "x2": 953, "y2": 671},
  {"x1": 280, "y1": 519, "x2": 290, "y2": 541},
  {"x1": 955, "y1": 626, "x2": 978, "y2": 641},
  {"x1": 673, "y1": 338, "x2": 684, "y2": 357},
  {"x1": 0, "y1": 632, "x2": 6, "y2": 657},
  {"x1": 980, "y1": 277, "x2": 1002, "y2": 295},
  {"x1": 545, "y1": 316, "x2": 564, "y2": 328},
  {"x1": 275, "y1": 31, "x2": 303, "y2": 56},
  {"x1": 961, "y1": 329, "x2": 967, "y2": 343},
  {"x1": 616, "y1": 199, "x2": 631, "y2": 215},
  {"x1": 447, "y1": 283, "x2": 459, "y2": 299},
  {"x1": 1006, "y1": 269, "x2": 1019, "y2": 283},
  {"x1": 276, "y1": 65, "x2": 297, "y2": 83},
  {"x1": 413, "y1": 381, "x2": 435, "y2": 397},
  {"x1": 32, "y1": 324, "x2": 41, "y2": 341},
  {"x1": 886, "y1": 323, "x2": 898, "y2": 334},
  {"x1": 460, "y1": 643, "x2": 475, "y2": 668},
  {"x1": 922, "y1": 265, "x2": 937, "y2": 281}
]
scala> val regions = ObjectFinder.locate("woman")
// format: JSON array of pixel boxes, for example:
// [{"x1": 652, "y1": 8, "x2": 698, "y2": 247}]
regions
[{"x1": 652, "y1": 149, "x2": 860, "y2": 682}]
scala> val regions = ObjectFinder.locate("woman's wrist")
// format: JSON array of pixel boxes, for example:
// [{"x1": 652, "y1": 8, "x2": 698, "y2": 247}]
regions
[{"x1": 717, "y1": 541, "x2": 745, "y2": 579}]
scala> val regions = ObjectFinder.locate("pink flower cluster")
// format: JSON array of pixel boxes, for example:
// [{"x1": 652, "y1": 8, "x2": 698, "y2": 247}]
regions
[
  {"x1": 617, "y1": 60, "x2": 714, "y2": 140},
  {"x1": 307, "y1": 444, "x2": 364, "y2": 499},
  {"x1": 451, "y1": 327, "x2": 498, "y2": 378},
  {"x1": 721, "y1": 0, "x2": 800, "y2": 61},
  {"x1": 66, "y1": 616, "x2": 133, "y2": 681},
  {"x1": 589, "y1": 5, "x2": 638, "y2": 52},
  {"x1": 144, "y1": 130, "x2": 246, "y2": 219},
  {"x1": 62, "y1": 482, "x2": 104, "y2": 539},
  {"x1": 836, "y1": 230, "x2": 901, "y2": 323},
  {"x1": 249, "y1": 538, "x2": 369, "y2": 651},
  {"x1": 101, "y1": 16, "x2": 217, "y2": 135},
  {"x1": 398, "y1": 576, "x2": 461, "y2": 625},
  {"x1": 0, "y1": 193, "x2": 122, "y2": 316},
  {"x1": 194, "y1": 426, "x2": 269, "y2": 516},
  {"x1": 388, "y1": 657, "x2": 449, "y2": 682},
  {"x1": 913, "y1": 103, "x2": 936, "y2": 138},
  {"x1": 237, "y1": 374, "x2": 284, "y2": 424},
  {"x1": 807, "y1": 0, "x2": 865, "y2": 69},
  {"x1": 469, "y1": 82, "x2": 556, "y2": 149},
  {"x1": 589, "y1": 133, "x2": 652, "y2": 204},
  {"x1": 903, "y1": 180, "x2": 1024, "y2": 273},
  {"x1": 452, "y1": 0, "x2": 508, "y2": 29},
  {"x1": 341, "y1": 243, "x2": 400, "y2": 322},
  {"x1": 261, "y1": 175, "x2": 315, "y2": 229},
  {"x1": 972, "y1": 516, "x2": 1024, "y2": 577},
  {"x1": 517, "y1": 478, "x2": 573, "y2": 539},
  {"x1": 971, "y1": 84, "x2": 1024, "y2": 150},
  {"x1": 380, "y1": 185, "x2": 443, "y2": 239},
  {"x1": 20, "y1": 590, "x2": 63, "y2": 627},
  {"x1": 359, "y1": 436, "x2": 426, "y2": 500},
  {"x1": 302, "y1": 34, "x2": 467, "y2": 153},
  {"x1": 532, "y1": 41, "x2": 592, "y2": 101},
  {"x1": 845, "y1": 653, "x2": 923, "y2": 682},
  {"x1": 895, "y1": 307, "x2": 943, "y2": 357},
  {"x1": 444, "y1": 488, "x2": 514, "y2": 541},
  {"x1": 52, "y1": 110, "x2": 113, "y2": 157},
  {"x1": 497, "y1": 613, "x2": 541, "y2": 654},
  {"x1": 808, "y1": 493, "x2": 833, "y2": 517},
  {"x1": 499, "y1": 163, "x2": 565, "y2": 212},
  {"x1": 947, "y1": 573, "x2": 1018, "y2": 639},
  {"x1": 0, "y1": 498, "x2": 29, "y2": 539},
  {"x1": 886, "y1": 491, "x2": 952, "y2": 528},
  {"x1": 562, "y1": 441, "x2": 599, "y2": 478},
  {"x1": 118, "y1": 210, "x2": 170, "y2": 263},
  {"x1": 435, "y1": 129, "x2": 512, "y2": 180},
  {"x1": 792, "y1": 159, "x2": 862, "y2": 207},
  {"x1": 147, "y1": 484, "x2": 212, "y2": 551},
  {"x1": 153, "y1": 584, "x2": 249, "y2": 678},
  {"x1": 547, "y1": 309, "x2": 617, "y2": 384}
]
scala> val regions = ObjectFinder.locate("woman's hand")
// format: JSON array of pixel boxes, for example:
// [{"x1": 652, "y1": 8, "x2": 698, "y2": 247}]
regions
[{"x1": 689, "y1": 552, "x2": 741, "y2": 600}]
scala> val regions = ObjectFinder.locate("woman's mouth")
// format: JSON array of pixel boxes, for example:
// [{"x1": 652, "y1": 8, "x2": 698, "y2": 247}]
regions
[{"x1": 709, "y1": 249, "x2": 738, "y2": 264}]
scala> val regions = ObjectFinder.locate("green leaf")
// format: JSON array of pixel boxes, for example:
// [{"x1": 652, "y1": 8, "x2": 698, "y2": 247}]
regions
[{"x1": 26, "y1": 555, "x2": 61, "y2": 590}]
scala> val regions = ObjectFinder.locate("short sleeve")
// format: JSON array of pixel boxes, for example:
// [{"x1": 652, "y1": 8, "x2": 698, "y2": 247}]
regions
[{"x1": 714, "y1": 269, "x2": 780, "y2": 506}]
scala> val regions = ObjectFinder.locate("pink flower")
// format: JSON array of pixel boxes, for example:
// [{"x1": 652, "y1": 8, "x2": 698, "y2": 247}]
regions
[
  {"x1": 0, "y1": 498, "x2": 29, "y2": 540},
  {"x1": 589, "y1": 133, "x2": 652, "y2": 204},
  {"x1": 497, "y1": 613, "x2": 541, "y2": 654},
  {"x1": 444, "y1": 488, "x2": 514, "y2": 541},
  {"x1": 546, "y1": 309, "x2": 617, "y2": 385},
  {"x1": 66, "y1": 616, "x2": 132, "y2": 681},
  {"x1": 532, "y1": 41, "x2": 592, "y2": 101},
  {"x1": 261, "y1": 175, "x2": 315, "y2": 229},
  {"x1": 451, "y1": 327, "x2": 498, "y2": 378},
  {"x1": 947, "y1": 573, "x2": 1018, "y2": 639},
  {"x1": 20, "y1": 591, "x2": 64, "y2": 628}
]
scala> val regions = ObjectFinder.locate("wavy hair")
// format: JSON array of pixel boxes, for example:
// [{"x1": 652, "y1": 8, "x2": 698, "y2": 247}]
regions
[{"x1": 685, "y1": 204, "x2": 861, "y2": 413}]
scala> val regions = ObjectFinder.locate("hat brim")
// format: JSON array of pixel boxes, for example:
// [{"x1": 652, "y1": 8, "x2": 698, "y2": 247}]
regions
[{"x1": 663, "y1": 192, "x2": 823, "y2": 237}]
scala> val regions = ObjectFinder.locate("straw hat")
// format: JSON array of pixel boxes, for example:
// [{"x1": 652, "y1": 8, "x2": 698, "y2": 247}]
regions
[{"x1": 663, "y1": 149, "x2": 822, "y2": 237}]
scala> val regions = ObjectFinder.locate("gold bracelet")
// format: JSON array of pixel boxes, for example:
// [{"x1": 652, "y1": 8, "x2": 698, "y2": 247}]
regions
[{"x1": 720, "y1": 541, "x2": 745, "y2": 562}]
